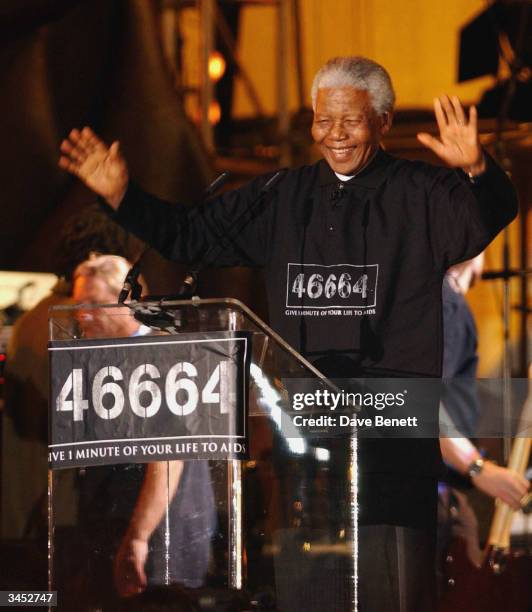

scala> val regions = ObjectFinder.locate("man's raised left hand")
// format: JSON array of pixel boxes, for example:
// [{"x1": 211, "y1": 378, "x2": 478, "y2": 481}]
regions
[{"x1": 417, "y1": 95, "x2": 486, "y2": 177}]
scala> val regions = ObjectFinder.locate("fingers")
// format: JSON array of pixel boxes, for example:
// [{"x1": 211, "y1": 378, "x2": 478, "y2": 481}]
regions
[
  {"x1": 80, "y1": 125, "x2": 97, "y2": 141},
  {"x1": 59, "y1": 130, "x2": 88, "y2": 166},
  {"x1": 109, "y1": 140, "x2": 120, "y2": 160},
  {"x1": 58, "y1": 126, "x2": 107, "y2": 166},
  {"x1": 506, "y1": 497, "x2": 521, "y2": 511},
  {"x1": 136, "y1": 561, "x2": 148, "y2": 591},
  {"x1": 81, "y1": 126, "x2": 107, "y2": 154},
  {"x1": 439, "y1": 95, "x2": 462, "y2": 126},
  {"x1": 58, "y1": 137, "x2": 86, "y2": 175},
  {"x1": 71, "y1": 126, "x2": 105, "y2": 156},
  {"x1": 71, "y1": 129, "x2": 93, "y2": 157},
  {"x1": 58, "y1": 155, "x2": 79, "y2": 174},
  {"x1": 450, "y1": 96, "x2": 466, "y2": 125},
  {"x1": 504, "y1": 473, "x2": 530, "y2": 509},
  {"x1": 495, "y1": 483, "x2": 521, "y2": 510},
  {"x1": 67, "y1": 127, "x2": 81, "y2": 143},
  {"x1": 114, "y1": 557, "x2": 146, "y2": 598},
  {"x1": 435, "y1": 95, "x2": 468, "y2": 127},
  {"x1": 433, "y1": 97, "x2": 447, "y2": 132},
  {"x1": 516, "y1": 475, "x2": 531, "y2": 497},
  {"x1": 507, "y1": 471, "x2": 530, "y2": 496},
  {"x1": 60, "y1": 137, "x2": 84, "y2": 162},
  {"x1": 439, "y1": 95, "x2": 454, "y2": 124},
  {"x1": 417, "y1": 132, "x2": 445, "y2": 157},
  {"x1": 468, "y1": 105, "x2": 478, "y2": 131},
  {"x1": 113, "y1": 538, "x2": 149, "y2": 598}
]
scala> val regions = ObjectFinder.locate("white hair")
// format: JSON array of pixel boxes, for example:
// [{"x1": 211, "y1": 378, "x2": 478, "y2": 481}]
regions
[
  {"x1": 311, "y1": 56, "x2": 395, "y2": 115},
  {"x1": 73, "y1": 253, "x2": 132, "y2": 296}
]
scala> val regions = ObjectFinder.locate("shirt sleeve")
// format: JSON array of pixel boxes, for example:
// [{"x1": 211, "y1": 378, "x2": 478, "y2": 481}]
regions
[
  {"x1": 441, "y1": 289, "x2": 461, "y2": 378},
  {"x1": 103, "y1": 173, "x2": 279, "y2": 268},
  {"x1": 426, "y1": 151, "x2": 518, "y2": 270}
]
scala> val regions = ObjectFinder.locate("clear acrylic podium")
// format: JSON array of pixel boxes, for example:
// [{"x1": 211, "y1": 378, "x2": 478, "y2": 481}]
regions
[{"x1": 48, "y1": 298, "x2": 358, "y2": 611}]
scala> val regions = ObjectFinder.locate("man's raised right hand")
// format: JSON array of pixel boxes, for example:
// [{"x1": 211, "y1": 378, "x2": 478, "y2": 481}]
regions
[{"x1": 59, "y1": 127, "x2": 129, "y2": 210}]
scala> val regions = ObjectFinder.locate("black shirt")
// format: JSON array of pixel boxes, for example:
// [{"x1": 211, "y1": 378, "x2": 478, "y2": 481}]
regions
[{"x1": 108, "y1": 149, "x2": 517, "y2": 482}]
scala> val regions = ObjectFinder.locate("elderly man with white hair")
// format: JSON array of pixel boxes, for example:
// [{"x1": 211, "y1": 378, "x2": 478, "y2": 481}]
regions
[{"x1": 60, "y1": 57, "x2": 518, "y2": 611}]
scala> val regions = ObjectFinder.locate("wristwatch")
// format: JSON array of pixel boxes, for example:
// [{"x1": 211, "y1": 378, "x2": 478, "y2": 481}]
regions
[{"x1": 467, "y1": 458, "x2": 485, "y2": 478}]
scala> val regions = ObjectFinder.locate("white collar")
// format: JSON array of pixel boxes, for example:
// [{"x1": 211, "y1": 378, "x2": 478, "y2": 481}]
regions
[{"x1": 333, "y1": 149, "x2": 379, "y2": 182}]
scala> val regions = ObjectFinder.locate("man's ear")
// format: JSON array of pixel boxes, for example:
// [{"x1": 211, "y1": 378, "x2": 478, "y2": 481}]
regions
[{"x1": 380, "y1": 112, "x2": 392, "y2": 135}]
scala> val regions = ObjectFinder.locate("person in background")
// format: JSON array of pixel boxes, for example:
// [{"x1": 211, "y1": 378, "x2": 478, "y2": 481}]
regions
[
  {"x1": 438, "y1": 255, "x2": 529, "y2": 573},
  {"x1": 440, "y1": 255, "x2": 529, "y2": 506},
  {"x1": 69, "y1": 254, "x2": 215, "y2": 607},
  {"x1": 2, "y1": 205, "x2": 136, "y2": 552}
]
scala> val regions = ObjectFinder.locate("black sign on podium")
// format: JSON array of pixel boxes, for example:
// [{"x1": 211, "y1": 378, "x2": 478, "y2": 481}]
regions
[{"x1": 49, "y1": 331, "x2": 251, "y2": 468}]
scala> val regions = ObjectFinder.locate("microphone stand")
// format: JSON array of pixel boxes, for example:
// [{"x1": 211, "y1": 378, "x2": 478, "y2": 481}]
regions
[
  {"x1": 118, "y1": 172, "x2": 231, "y2": 305},
  {"x1": 129, "y1": 169, "x2": 286, "y2": 331},
  {"x1": 141, "y1": 169, "x2": 286, "y2": 303}
]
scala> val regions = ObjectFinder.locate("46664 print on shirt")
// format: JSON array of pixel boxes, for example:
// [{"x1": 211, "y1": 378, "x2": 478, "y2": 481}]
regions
[{"x1": 285, "y1": 263, "x2": 378, "y2": 316}]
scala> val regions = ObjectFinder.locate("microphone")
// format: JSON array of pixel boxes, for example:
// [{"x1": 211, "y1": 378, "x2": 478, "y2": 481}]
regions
[
  {"x1": 140, "y1": 169, "x2": 287, "y2": 302},
  {"x1": 260, "y1": 170, "x2": 285, "y2": 194},
  {"x1": 203, "y1": 171, "x2": 230, "y2": 198},
  {"x1": 176, "y1": 270, "x2": 198, "y2": 298},
  {"x1": 199, "y1": 169, "x2": 285, "y2": 265},
  {"x1": 137, "y1": 170, "x2": 287, "y2": 303},
  {"x1": 330, "y1": 183, "x2": 346, "y2": 203},
  {"x1": 174, "y1": 169, "x2": 286, "y2": 299},
  {"x1": 118, "y1": 172, "x2": 232, "y2": 304},
  {"x1": 118, "y1": 257, "x2": 144, "y2": 303}
]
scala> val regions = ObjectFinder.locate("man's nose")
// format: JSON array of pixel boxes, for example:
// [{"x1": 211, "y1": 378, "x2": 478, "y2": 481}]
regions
[{"x1": 329, "y1": 121, "x2": 347, "y2": 139}]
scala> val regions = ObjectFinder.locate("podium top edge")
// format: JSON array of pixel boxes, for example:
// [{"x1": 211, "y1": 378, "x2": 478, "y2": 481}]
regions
[{"x1": 48, "y1": 297, "x2": 252, "y2": 314}]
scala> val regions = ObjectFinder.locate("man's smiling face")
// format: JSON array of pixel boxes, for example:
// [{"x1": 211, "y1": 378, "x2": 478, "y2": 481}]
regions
[{"x1": 311, "y1": 87, "x2": 391, "y2": 175}]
